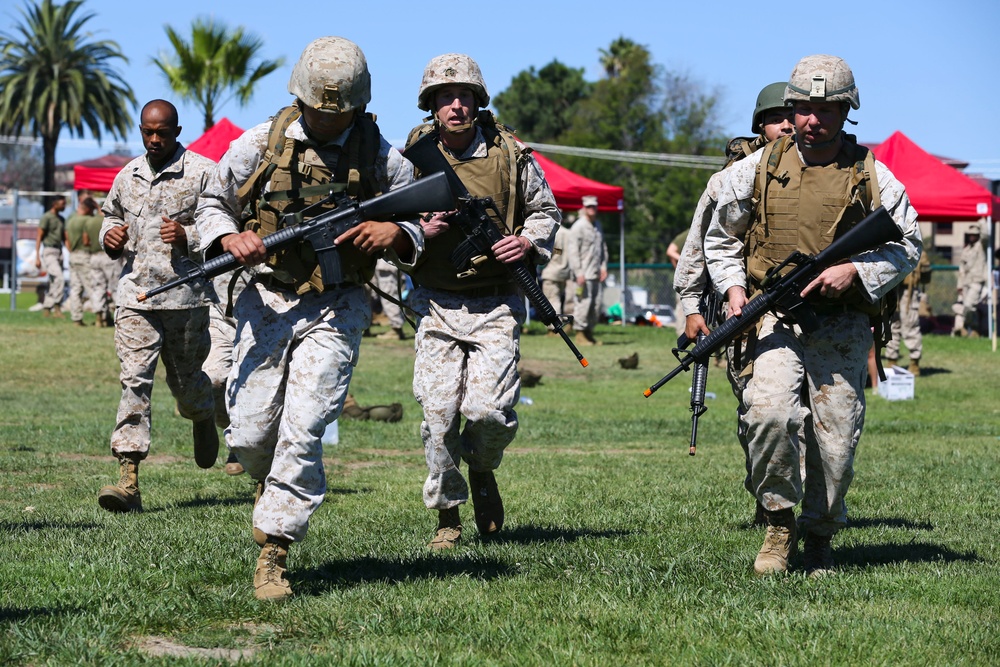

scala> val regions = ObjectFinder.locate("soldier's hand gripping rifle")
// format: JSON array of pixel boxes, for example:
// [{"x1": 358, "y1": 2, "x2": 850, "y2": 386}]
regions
[
  {"x1": 680, "y1": 287, "x2": 725, "y2": 456},
  {"x1": 643, "y1": 206, "x2": 903, "y2": 399},
  {"x1": 137, "y1": 172, "x2": 455, "y2": 302},
  {"x1": 402, "y1": 132, "x2": 589, "y2": 367}
]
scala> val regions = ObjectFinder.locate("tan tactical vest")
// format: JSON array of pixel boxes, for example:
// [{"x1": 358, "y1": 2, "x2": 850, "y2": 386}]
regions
[
  {"x1": 747, "y1": 134, "x2": 882, "y2": 314},
  {"x1": 404, "y1": 111, "x2": 527, "y2": 290},
  {"x1": 237, "y1": 105, "x2": 382, "y2": 292}
]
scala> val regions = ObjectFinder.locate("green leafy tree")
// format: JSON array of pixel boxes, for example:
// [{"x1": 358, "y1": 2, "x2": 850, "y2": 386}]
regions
[
  {"x1": 151, "y1": 18, "x2": 284, "y2": 132},
  {"x1": 0, "y1": 0, "x2": 136, "y2": 193},
  {"x1": 493, "y1": 60, "x2": 591, "y2": 142}
]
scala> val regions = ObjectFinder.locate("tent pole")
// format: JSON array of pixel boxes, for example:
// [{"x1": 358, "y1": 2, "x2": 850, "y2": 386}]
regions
[
  {"x1": 619, "y1": 208, "x2": 626, "y2": 327},
  {"x1": 9, "y1": 190, "x2": 18, "y2": 311}
]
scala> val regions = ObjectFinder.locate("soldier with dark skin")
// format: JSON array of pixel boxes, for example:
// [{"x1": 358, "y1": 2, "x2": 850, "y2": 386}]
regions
[
  {"x1": 35, "y1": 194, "x2": 67, "y2": 317},
  {"x1": 97, "y1": 99, "x2": 219, "y2": 514}
]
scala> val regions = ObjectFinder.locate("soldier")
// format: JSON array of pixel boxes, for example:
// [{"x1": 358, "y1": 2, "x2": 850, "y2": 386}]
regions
[
  {"x1": 196, "y1": 37, "x2": 422, "y2": 601},
  {"x1": 886, "y1": 249, "x2": 931, "y2": 373},
  {"x1": 673, "y1": 81, "x2": 794, "y2": 526},
  {"x1": 952, "y1": 226, "x2": 988, "y2": 337},
  {"x1": 704, "y1": 55, "x2": 922, "y2": 576},
  {"x1": 65, "y1": 197, "x2": 98, "y2": 326},
  {"x1": 85, "y1": 206, "x2": 117, "y2": 327},
  {"x1": 540, "y1": 216, "x2": 572, "y2": 318},
  {"x1": 34, "y1": 194, "x2": 67, "y2": 317},
  {"x1": 97, "y1": 100, "x2": 219, "y2": 515},
  {"x1": 567, "y1": 195, "x2": 608, "y2": 345},
  {"x1": 405, "y1": 53, "x2": 559, "y2": 549},
  {"x1": 374, "y1": 257, "x2": 408, "y2": 340}
]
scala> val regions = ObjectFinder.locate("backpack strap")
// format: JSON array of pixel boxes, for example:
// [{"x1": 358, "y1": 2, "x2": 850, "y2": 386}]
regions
[{"x1": 236, "y1": 105, "x2": 300, "y2": 203}]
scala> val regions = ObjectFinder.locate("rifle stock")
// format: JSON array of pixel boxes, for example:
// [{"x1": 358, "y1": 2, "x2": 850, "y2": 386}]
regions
[
  {"x1": 137, "y1": 172, "x2": 454, "y2": 303},
  {"x1": 403, "y1": 132, "x2": 589, "y2": 367},
  {"x1": 644, "y1": 205, "x2": 903, "y2": 398}
]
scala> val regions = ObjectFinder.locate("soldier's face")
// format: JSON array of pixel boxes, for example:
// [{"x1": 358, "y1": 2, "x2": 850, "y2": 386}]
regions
[
  {"x1": 761, "y1": 108, "x2": 794, "y2": 141},
  {"x1": 300, "y1": 105, "x2": 355, "y2": 142},
  {"x1": 140, "y1": 104, "x2": 181, "y2": 165},
  {"x1": 434, "y1": 85, "x2": 476, "y2": 131},
  {"x1": 793, "y1": 101, "x2": 844, "y2": 147}
]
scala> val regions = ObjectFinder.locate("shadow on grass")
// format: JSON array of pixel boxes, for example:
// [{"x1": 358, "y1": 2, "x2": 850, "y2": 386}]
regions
[
  {"x1": 0, "y1": 606, "x2": 74, "y2": 623},
  {"x1": 295, "y1": 554, "x2": 514, "y2": 594},
  {"x1": 911, "y1": 365, "x2": 950, "y2": 377},
  {"x1": 0, "y1": 519, "x2": 100, "y2": 532},
  {"x1": 846, "y1": 515, "x2": 934, "y2": 531},
  {"x1": 486, "y1": 524, "x2": 633, "y2": 545},
  {"x1": 837, "y1": 541, "x2": 980, "y2": 569},
  {"x1": 172, "y1": 487, "x2": 370, "y2": 510}
]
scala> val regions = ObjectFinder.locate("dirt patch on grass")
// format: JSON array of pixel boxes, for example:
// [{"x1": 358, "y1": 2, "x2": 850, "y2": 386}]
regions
[{"x1": 133, "y1": 636, "x2": 255, "y2": 661}]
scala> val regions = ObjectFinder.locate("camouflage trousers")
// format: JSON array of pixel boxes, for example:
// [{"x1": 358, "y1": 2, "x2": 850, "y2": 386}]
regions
[
  {"x1": 204, "y1": 303, "x2": 236, "y2": 428},
  {"x1": 40, "y1": 247, "x2": 64, "y2": 310},
  {"x1": 89, "y1": 252, "x2": 119, "y2": 321},
  {"x1": 541, "y1": 279, "x2": 567, "y2": 317},
  {"x1": 572, "y1": 279, "x2": 603, "y2": 331},
  {"x1": 886, "y1": 289, "x2": 923, "y2": 361},
  {"x1": 227, "y1": 280, "x2": 368, "y2": 543},
  {"x1": 411, "y1": 287, "x2": 523, "y2": 510},
  {"x1": 374, "y1": 258, "x2": 405, "y2": 329},
  {"x1": 741, "y1": 310, "x2": 870, "y2": 536},
  {"x1": 67, "y1": 250, "x2": 91, "y2": 321},
  {"x1": 111, "y1": 307, "x2": 214, "y2": 458}
]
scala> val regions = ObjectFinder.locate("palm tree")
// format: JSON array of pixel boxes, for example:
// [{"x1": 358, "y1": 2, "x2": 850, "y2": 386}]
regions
[
  {"x1": 0, "y1": 0, "x2": 136, "y2": 192},
  {"x1": 151, "y1": 18, "x2": 284, "y2": 132}
]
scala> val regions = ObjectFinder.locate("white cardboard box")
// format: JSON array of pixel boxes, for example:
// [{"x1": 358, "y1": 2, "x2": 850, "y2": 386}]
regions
[{"x1": 878, "y1": 365, "x2": 914, "y2": 400}]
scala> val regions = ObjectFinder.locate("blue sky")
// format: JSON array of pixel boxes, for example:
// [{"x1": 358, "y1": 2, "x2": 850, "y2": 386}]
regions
[{"x1": 13, "y1": 0, "x2": 999, "y2": 178}]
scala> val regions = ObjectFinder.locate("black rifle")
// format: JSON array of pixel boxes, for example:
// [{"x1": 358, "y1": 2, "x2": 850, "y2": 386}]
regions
[
  {"x1": 402, "y1": 132, "x2": 589, "y2": 367},
  {"x1": 644, "y1": 205, "x2": 903, "y2": 399},
  {"x1": 682, "y1": 286, "x2": 725, "y2": 456},
  {"x1": 137, "y1": 172, "x2": 454, "y2": 303}
]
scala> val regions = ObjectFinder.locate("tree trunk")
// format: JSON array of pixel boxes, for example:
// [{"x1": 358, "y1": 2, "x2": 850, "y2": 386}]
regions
[{"x1": 42, "y1": 134, "x2": 58, "y2": 196}]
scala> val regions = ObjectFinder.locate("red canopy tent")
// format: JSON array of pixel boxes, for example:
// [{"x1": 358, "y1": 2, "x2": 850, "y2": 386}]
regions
[
  {"x1": 186, "y1": 117, "x2": 244, "y2": 162},
  {"x1": 532, "y1": 151, "x2": 624, "y2": 212},
  {"x1": 873, "y1": 130, "x2": 997, "y2": 344},
  {"x1": 71, "y1": 118, "x2": 246, "y2": 192},
  {"x1": 872, "y1": 131, "x2": 995, "y2": 221},
  {"x1": 72, "y1": 153, "x2": 134, "y2": 192}
]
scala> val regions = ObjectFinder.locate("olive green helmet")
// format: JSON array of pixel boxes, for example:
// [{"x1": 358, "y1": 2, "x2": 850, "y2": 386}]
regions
[
  {"x1": 784, "y1": 54, "x2": 860, "y2": 110},
  {"x1": 417, "y1": 53, "x2": 490, "y2": 112},
  {"x1": 288, "y1": 37, "x2": 371, "y2": 114},
  {"x1": 751, "y1": 82, "x2": 790, "y2": 133}
]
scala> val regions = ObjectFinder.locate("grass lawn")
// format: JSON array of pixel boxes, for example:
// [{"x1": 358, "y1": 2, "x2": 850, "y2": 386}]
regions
[{"x1": 1, "y1": 307, "x2": 997, "y2": 665}]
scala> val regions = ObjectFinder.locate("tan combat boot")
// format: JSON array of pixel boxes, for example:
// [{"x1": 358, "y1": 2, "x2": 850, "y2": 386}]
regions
[
  {"x1": 97, "y1": 453, "x2": 143, "y2": 513},
  {"x1": 224, "y1": 450, "x2": 244, "y2": 476},
  {"x1": 583, "y1": 328, "x2": 602, "y2": 346},
  {"x1": 192, "y1": 418, "x2": 219, "y2": 469},
  {"x1": 885, "y1": 358, "x2": 897, "y2": 368},
  {"x1": 908, "y1": 359, "x2": 920, "y2": 376},
  {"x1": 575, "y1": 330, "x2": 594, "y2": 347},
  {"x1": 753, "y1": 508, "x2": 797, "y2": 575},
  {"x1": 469, "y1": 469, "x2": 504, "y2": 537},
  {"x1": 428, "y1": 507, "x2": 462, "y2": 550},
  {"x1": 803, "y1": 531, "x2": 835, "y2": 577},
  {"x1": 376, "y1": 327, "x2": 406, "y2": 340},
  {"x1": 254, "y1": 537, "x2": 293, "y2": 602}
]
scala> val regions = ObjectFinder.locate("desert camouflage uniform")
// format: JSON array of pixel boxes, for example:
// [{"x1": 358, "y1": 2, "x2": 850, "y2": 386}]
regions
[
  {"x1": 540, "y1": 223, "x2": 572, "y2": 315},
  {"x1": 705, "y1": 138, "x2": 922, "y2": 536},
  {"x1": 567, "y1": 210, "x2": 607, "y2": 332},
  {"x1": 886, "y1": 252, "x2": 929, "y2": 362},
  {"x1": 953, "y1": 231, "x2": 989, "y2": 334},
  {"x1": 86, "y1": 213, "x2": 118, "y2": 322},
  {"x1": 203, "y1": 270, "x2": 251, "y2": 427},
  {"x1": 197, "y1": 116, "x2": 420, "y2": 542},
  {"x1": 65, "y1": 212, "x2": 91, "y2": 322},
  {"x1": 374, "y1": 257, "x2": 405, "y2": 329},
  {"x1": 100, "y1": 145, "x2": 217, "y2": 458},
  {"x1": 37, "y1": 210, "x2": 65, "y2": 310},
  {"x1": 411, "y1": 127, "x2": 558, "y2": 509}
]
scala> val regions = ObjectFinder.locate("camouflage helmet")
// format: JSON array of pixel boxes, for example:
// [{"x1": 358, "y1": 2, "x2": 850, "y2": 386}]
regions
[
  {"x1": 417, "y1": 53, "x2": 490, "y2": 111},
  {"x1": 784, "y1": 54, "x2": 860, "y2": 110},
  {"x1": 288, "y1": 37, "x2": 371, "y2": 114},
  {"x1": 751, "y1": 82, "x2": 790, "y2": 133}
]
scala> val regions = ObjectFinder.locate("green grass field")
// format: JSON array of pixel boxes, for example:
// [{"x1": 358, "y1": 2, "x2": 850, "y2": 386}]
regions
[{"x1": 1, "y1": 306, "x2": 998, "y2": 666}]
